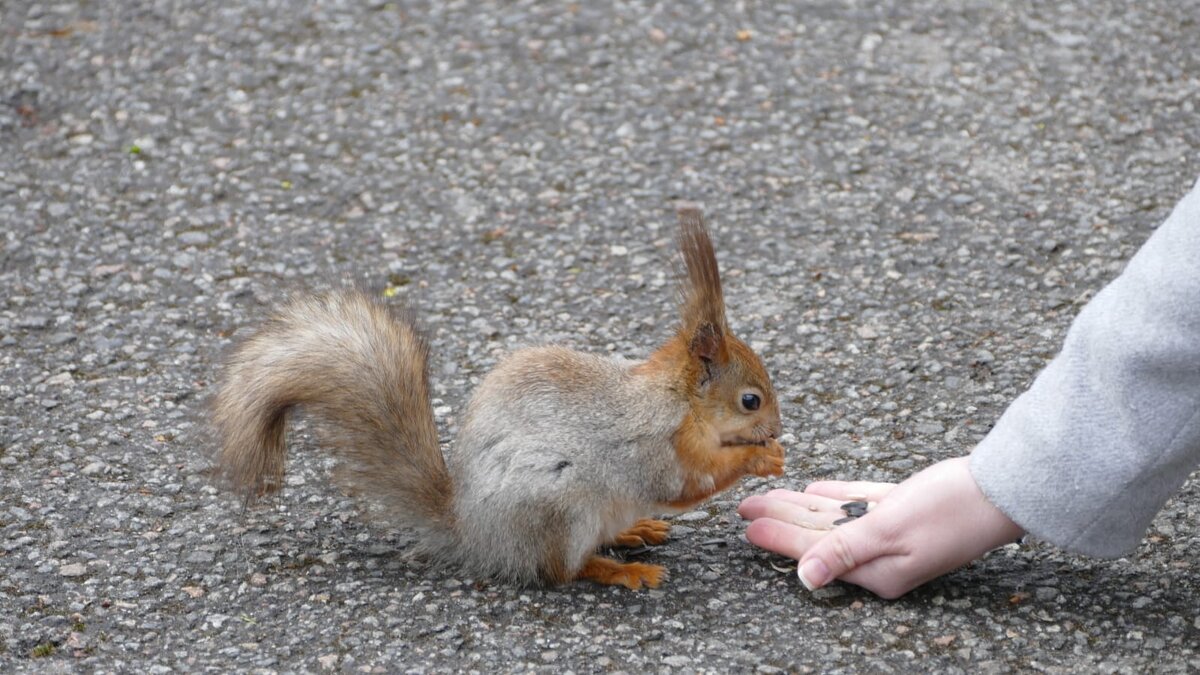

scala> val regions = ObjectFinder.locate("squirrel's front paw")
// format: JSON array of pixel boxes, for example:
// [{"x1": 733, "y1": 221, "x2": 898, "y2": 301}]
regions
[
  {"x1": 612, "y1": 518, "x2": 671, "y2": 547},
  {"x1": 748, "y1": 439, "x2": 785, "y2": 477}
]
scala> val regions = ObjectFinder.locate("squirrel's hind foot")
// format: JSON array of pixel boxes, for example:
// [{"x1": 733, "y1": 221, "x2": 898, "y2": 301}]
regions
[{"x1": 576, "y1": 556, "x2": 667, "y2": 590}]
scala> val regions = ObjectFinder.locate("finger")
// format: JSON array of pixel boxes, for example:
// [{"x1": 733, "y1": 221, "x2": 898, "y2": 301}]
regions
[
  {"x1": 743, "y1": 518, "x2": 826, "y2": 561},
  {"x1": 738, "y1": 491, "x2": 845, "y2": 517},
  {"x1": 759, "y1": 488, "x2": 852, "y2": 510},
  {"x1": 744, "y1": 518, "x2": 912, "y2": 597},
  {"x1": 796, "y1": 517, "x2": 886, "y2": 592},
  {"x1": 833, "y1": 554, "x2": 914, "y2": 599},
  {"x1": 803, "y1": 480, "x2": 896, "y2": 502},
  {"x1": 737, "y1": 495, "x2": 845, "y2": 530}
]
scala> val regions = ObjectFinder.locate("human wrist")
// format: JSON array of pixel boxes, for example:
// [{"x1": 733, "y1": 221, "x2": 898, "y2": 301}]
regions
[{"x1": 953, "y1": 457, "x2": 1025, "y2": 550}]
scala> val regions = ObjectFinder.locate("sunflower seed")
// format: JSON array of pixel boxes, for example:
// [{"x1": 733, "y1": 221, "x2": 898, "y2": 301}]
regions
[{"x1": 840, "y1": 501, "x2": 869, "y2": 517}]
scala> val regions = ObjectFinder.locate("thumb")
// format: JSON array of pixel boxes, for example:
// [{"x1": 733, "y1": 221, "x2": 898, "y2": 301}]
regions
[{"x1": 796, "y1": 521, "x2": 881, "y2": 591}]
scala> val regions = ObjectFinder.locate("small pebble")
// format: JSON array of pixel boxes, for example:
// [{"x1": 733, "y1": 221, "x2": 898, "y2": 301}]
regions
[
  {"x1": 18, "y1": 315, "x2": 51, "y2": 330},
  {"x1": 59, "y1": 563, "x2": 88, "y2": 577}
]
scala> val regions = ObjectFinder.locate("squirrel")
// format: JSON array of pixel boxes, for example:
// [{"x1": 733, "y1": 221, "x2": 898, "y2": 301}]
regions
[{"x1": 211, "y1": 209, "x2": 784, "y2": 589}]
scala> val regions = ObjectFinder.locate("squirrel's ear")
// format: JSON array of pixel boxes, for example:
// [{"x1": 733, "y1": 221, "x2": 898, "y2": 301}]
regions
[{"x1": 688, "y1": 321, "x2": 723, "y2": 363}]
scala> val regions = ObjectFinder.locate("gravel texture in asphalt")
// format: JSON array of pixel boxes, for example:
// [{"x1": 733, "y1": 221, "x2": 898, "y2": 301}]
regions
[{"x1": 3, "y1": 0, "x2": 1199, "y2": 671}]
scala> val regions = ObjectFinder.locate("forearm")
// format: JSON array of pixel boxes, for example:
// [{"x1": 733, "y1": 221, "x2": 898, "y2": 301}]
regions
[{"x1": 970, "y1": 177, "x2": 1200, "y2": 557}]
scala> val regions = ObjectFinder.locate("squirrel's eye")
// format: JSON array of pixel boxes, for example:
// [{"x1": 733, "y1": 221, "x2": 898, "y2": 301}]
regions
[{"x1": 740, "y1": 393, "x2": 761, "y2": 412}]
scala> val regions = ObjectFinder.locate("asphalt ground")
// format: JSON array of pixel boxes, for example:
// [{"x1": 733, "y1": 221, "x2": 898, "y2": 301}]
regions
[{"x1": 2, "y1": 1, "x2": 1199, "y2": 672}]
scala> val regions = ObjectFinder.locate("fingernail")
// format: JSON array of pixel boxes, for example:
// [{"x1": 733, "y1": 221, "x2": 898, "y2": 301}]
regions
[
  {"x1": 797, "y1": 559, "x2": 830, "y2": 591},
  {"x1": 845, "y1": 493, "x2": 868, "y2": 501}
]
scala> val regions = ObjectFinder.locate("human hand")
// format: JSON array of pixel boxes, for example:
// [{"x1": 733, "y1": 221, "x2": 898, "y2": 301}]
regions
[{"x1": 737, "y1": 457, "x2": 1024, "y2": 599}]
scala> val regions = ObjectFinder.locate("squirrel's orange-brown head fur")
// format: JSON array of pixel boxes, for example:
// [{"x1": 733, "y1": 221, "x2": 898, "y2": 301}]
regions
[{"x1": 641, "y1": 209, "x2": 782, "y2": 447}]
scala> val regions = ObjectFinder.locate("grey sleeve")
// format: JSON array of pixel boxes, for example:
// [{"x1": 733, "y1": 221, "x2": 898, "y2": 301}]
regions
[{"x1": 969, "y1": 176, "x2": 1200, "y2": 558}]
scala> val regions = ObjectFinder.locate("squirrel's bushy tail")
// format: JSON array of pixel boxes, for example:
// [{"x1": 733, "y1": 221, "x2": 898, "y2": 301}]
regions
[{"x1": 211, "y1": 289, "x2": 455, "y2": 538}]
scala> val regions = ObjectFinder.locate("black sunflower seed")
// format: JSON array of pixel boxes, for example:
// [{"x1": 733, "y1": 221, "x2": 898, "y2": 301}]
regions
[{"x1": 840, "y1": 501, "x2": 869, "y2": 517}]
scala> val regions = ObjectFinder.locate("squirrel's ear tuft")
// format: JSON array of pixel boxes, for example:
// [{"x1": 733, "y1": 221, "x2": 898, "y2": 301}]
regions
[
  {"x1": 688, "y1": 321, "x2": 723, "y2": 363},
  {"x1": 676, "y1": 207, "x2": 728, "y2": 338}
]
